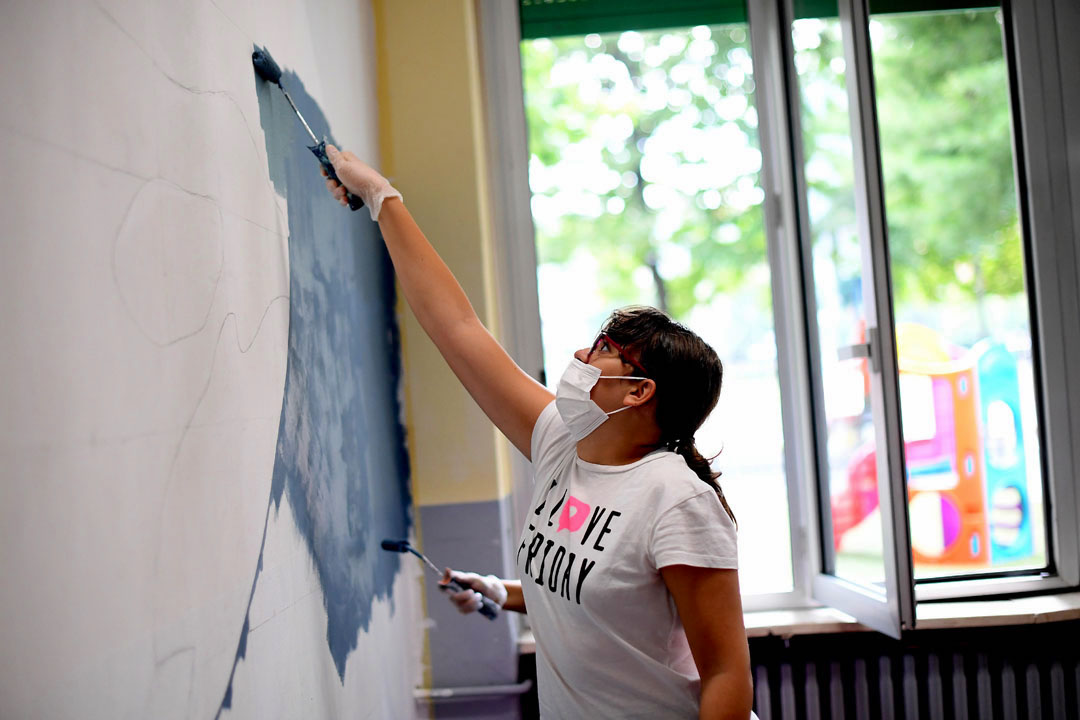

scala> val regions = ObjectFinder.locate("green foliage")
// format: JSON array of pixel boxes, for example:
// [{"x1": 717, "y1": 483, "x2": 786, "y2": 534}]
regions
[
  {"x1": 872, "y1": 10, "x2": 1022, "y2": 304},
  {"x1": 521, "y1": 8, "x2": 1025, "y2": 338},
  {"x1": 521, "y1": 28, "x2": 767, "y2": 324}
]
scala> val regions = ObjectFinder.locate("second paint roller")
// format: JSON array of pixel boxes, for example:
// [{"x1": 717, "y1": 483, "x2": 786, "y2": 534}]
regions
[
  {"x1": 252, "y1": 46, "x2": 364, "y2": 212},
  {"x1": 381, "y1": 539, "x2": 500, "y2": 621}
]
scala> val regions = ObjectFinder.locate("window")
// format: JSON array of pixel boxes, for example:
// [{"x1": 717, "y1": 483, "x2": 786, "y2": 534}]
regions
[
  {"x1": 520, "y1": 21, "x2": 793, "y2": 597},
  {"x1": 486, "y1": 0, "x2": 1080, "y2": 635}
]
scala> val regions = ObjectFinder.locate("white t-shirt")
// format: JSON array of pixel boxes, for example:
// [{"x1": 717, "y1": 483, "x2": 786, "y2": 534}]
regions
[{"x1": 518, "y1": 402, "x2": 739, "y2": 719}]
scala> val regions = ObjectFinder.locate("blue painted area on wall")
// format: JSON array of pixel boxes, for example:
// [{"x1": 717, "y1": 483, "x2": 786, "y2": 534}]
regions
[
  {"x1": 215, "y1": 50, "x2": 412, "y2": 714},
  {"x1": 259, "y1": 54, "x2": 413, "y2": 675}
]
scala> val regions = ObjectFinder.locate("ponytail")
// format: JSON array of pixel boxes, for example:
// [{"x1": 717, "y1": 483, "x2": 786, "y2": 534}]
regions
[{"x1": 670, "y1": 439, "x2": 736, "y2": 527}]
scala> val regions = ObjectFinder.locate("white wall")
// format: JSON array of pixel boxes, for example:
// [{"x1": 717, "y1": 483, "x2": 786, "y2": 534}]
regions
[{"x1": 0, "y1": 1, "x2": 423, "y2": 717}]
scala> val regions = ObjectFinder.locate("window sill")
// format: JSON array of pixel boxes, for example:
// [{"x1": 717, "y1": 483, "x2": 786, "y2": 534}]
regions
[
  {"x1": 515, "y1": 592, "x2": 1080, "y2": 653},
  {"x1": 743, "y1": 591, "x2": 1080, "y2": 639}
]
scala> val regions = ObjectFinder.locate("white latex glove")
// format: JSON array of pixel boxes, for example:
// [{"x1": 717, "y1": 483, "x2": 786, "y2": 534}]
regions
[
  {"x1": 440, "y1": 568, "x2": 508, "y2": 615},
  {"x1": 324, "y1": 144, "x2": 402, "y2": 222}
]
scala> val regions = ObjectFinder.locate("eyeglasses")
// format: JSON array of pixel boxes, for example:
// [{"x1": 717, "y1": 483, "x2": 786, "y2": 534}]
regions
[{"x1": 587, "y1": 333, "x2": 649, "y2": 376}]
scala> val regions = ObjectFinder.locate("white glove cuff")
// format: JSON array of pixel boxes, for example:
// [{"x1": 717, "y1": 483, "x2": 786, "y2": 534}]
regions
[
  {"x1": 482, "y1": 574, "x2": 508, "y2": 608},
  {"x1": 367, "y1": 184, "x2": 402, "y2": 222}
]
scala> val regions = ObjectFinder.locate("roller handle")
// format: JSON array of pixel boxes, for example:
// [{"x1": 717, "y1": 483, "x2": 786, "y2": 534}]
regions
[
  {"x1": 309, "y1": 140, "x2": 364, "y2": 212},
  {"x1": 440, "y1": 580, "x2": 500, "y2": 621}
]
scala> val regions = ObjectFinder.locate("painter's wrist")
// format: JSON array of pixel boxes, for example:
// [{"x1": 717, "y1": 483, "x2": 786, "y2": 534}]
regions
[
  {"x1": 480, "y1": 574, "x2": 508, "y2": 608},
  {"x1": 367, "y1": 184, "x2": 402, "y2": 222}
]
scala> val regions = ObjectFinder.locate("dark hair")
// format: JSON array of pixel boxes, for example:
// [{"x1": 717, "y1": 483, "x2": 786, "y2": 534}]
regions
[{"x1": 600, "y1": 306, "x2": 735, "y2": 525}]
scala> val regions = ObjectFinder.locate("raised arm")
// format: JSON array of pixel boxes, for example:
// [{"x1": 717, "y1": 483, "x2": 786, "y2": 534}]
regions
[{"x1": 325, "y1": 146, "x2": 553, "y2": 458}]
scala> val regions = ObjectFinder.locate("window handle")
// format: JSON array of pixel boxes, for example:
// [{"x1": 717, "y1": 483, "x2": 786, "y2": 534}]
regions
[
  {"x1": 836, "y1": 327, "x2": 880, "y2": 372},
  {"x1": 836, "y1": 342, "x2": 870, "y2": 360}
]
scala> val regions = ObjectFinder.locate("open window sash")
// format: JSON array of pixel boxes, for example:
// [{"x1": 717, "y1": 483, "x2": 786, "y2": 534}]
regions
[
  {"x1": 751, "y1": 0, "x2": 915, "y2": 637},
  {"x1": 811, "y1": 0, "x2": 913, "y2": 638},
  {"x1": 757, "y1": 0, "x2": 915, "y2": 637}
]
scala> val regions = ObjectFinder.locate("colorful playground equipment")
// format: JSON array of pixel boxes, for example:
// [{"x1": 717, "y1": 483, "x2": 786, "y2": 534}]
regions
[{"x1": 831, "y1": 323, "x2": 1034, "y2": 568}]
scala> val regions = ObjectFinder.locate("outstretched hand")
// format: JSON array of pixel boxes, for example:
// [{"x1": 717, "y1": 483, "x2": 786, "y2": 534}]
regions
[{"x1": 322, "y1": 144, "x2": 401, "y2": 221}]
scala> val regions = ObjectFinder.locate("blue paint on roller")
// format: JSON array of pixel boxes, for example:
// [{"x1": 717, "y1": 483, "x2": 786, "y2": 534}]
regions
[{"x1": 217, "y1": 50, "x2": 412, "y2": 711}]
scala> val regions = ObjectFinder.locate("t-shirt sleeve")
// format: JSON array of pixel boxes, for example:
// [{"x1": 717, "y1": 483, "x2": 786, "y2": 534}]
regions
[
  {"x1": 650, "y1": 490, "x2": 739, "y2": 570},
  {"x1": 530, "y1": 400, "x2": 573, "y2": 467}
]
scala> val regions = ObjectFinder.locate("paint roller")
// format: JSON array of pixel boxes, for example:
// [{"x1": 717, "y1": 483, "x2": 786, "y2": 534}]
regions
[
  {"x1": 252, "y1": 47, "x2": 364, "y2": 212},
  {"x1": 381, "y1": 539, "x2": 500, "y2": 621}
]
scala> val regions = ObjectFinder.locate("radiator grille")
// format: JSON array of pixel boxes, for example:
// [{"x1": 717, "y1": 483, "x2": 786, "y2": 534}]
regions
[{"x1": 750, "y1": 621, "x2": 1080, "y2": 720}]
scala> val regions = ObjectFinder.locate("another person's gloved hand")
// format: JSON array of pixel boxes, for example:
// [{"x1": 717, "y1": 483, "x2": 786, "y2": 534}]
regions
[
  {"x1": 324, "y1": 144, "x2": 402, "y2": 221},
  {"x1": 440, "y1": 568, "x2": 508, "y2": 615}
]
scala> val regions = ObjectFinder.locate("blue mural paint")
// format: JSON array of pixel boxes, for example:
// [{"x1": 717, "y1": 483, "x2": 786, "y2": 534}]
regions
[{"x1": 215, "y1": 50, "x2": 412, "y2": 714}]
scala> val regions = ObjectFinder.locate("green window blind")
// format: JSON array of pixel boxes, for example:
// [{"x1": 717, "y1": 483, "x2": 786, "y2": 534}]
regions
[
  {"x1": 519, "y1": 0, "x2": 747, "y2": 40},
  {"x1": 796, "y1": 0, "x2": 996, "y2": 17},
  {"x1": 520, "y1": 0, "x2": 998, "y2": 39}
]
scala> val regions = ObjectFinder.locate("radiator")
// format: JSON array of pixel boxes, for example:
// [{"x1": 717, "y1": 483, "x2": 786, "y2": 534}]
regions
[{"x1": 750, "y1": 622, "x2": 1080, "y2": 720}]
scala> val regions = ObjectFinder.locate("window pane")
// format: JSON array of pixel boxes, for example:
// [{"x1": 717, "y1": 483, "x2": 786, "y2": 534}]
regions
[
  {"x1": 869, "y1": 6, "x2": 1046, "y2": 579},
  {"x1": 792, "y1": 13, "x2": 887, "y2": 586},
  {"x1": 521, "y1": 23, "x2": 793, "y2": 595}
]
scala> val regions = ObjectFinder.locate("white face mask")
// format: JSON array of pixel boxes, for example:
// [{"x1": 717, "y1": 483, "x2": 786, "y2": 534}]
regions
[{"x1": 555, "y1": 358, "x2": 647, "y2": 441}]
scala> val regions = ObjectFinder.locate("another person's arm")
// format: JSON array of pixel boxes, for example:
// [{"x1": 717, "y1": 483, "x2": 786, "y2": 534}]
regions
[
  {"x1": 661, "y1": 565, "x2": 754, "y2": 720},
  {"x1": 325, "y1": 146, "x2": 553, "y2": 458}
]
